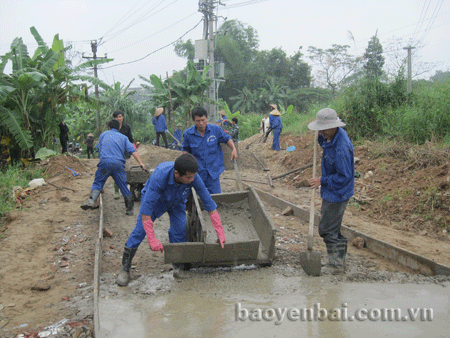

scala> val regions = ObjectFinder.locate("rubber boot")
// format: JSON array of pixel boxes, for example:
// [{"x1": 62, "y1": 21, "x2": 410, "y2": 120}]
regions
[
  {"x1": 323, "y1": 243, "x2": 347, "y2": 275},
  {"x1": 117, "y1": 246, "x2": 138, "y2": 286},
  {"x1": 124, "y1": 195, "x2": 134, "y2": 216},
  {"x1": 80, "y1": 190, "x2": 101, "y2": 210},
  {"x1": 114, "y1": 183, "x2": 120, "y2": 200},
  {"x1": 172, "y1": 263, "x2": 191, "y2": 279}
]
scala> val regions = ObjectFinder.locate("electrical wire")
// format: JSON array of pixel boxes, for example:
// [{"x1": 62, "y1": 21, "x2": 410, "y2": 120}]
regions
[
  {"x1": 411, "y1": 0, "x2": 431, "y2": 43},
  {"x1": 108, "y1": 11, "x2": 198, "y2": 53},
  {"x1": 413, "y1": 0, "x2": 444, "y2": 47},
  {"x1": 223, "y1": 0, "x2": 269, "y2": 9},
  {"x1": 101, "y1": 19, "x2": 203, "y2": 69},
  {"x1": 99, "y1": 0, "x2": 178, "y2": 45}
]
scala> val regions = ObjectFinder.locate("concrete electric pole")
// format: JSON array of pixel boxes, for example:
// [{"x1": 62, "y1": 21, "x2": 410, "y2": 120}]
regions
[
  {"x1": 198, "y1": 0, "x2": 217, "y2": 119},
  {"x1": 82, "y1": 40, "x2": 108, "y2": 133},
  {"x1": 403, "y1": 46, "x2": 415, "y2": 93}
]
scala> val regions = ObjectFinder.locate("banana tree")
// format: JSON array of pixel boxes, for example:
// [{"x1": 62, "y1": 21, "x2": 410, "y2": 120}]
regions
[
  {"x1": 0, "y1": 26, "x2": 112, "y2": 161},
  {"x1": 168, "y1": 61, "x2": 213, "y2": 125}
]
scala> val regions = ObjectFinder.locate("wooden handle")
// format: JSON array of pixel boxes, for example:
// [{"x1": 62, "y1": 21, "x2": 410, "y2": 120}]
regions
[{"x1": 308, "y1": 130, "x2": 318, "y2": 251}]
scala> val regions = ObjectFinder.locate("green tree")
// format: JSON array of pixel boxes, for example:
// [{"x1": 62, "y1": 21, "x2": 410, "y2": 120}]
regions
[
  {"x1": 174, "y1": 39, "x2": 195, "y2": 61},
  {"x1": 308, "y1": 44, "x2": 362, "y2": 94},
  {"x1": 363, "y1": 34, "x2": 385, "y2": 79},
  {"x1": 0, "y1": 27, "x2": 111, "y2": 161}
]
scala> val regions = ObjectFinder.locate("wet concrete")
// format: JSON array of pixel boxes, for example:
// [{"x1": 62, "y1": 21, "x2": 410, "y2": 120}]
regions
[{"x1": 98, "y1": 267, "x2": 449, "y2": 338}]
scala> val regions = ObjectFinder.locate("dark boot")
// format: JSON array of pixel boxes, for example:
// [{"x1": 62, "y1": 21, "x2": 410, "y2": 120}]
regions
[
  {"x1": 117, "y1": 246, "x2": 138, "y2": 286},
  {"x1": 323, "y1": 243, "x2": 347, "y2": 275},
  {"x1": 124, "y1": 195, "x2": 134, "y2": 216},
  {"x1": 114, "y1": 183, "x2": 120, "y2": 200},
  {"x1": 80, "y1": 190, "x2": 101, "y2": 210}
]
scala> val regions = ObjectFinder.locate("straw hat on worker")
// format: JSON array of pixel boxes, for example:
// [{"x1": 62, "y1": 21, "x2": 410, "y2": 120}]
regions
[
  {"x1": 269, "y1": 104, "x2": 281, "y2": 116},
  {"x1": 308, "y1": 108, "x2": 346, "y2": 131},
  {"x1": 155, "y1": 107, "x2": 164, "y2": 116},
  {"x1": 87, "y1": 133, "x2": 94, "y2": 137}
]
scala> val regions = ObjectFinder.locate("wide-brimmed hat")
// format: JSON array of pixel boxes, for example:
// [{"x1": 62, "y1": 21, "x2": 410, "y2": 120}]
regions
[
  {"x1": 87, "y1": 133, "x2": 94, "y2": 137},
  {"x1": 155, "y1": 107, "x2": 163, "y2": 116},
  {"x1": 269, "y1": 104, "x2": 277, "y2": 110},
  {"x1": 308, "y1": 108, "x2": 346, "y2": 131},
  {"x1": 176, "y1": 123, "x2": 182, "y2": 127},
  {"x1": 218, "y1": 110, "x2": 226, "y2": 116}
]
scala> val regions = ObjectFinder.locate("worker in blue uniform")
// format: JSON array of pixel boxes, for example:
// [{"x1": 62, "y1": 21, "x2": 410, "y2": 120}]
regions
[
  {"x1": 152, "y1": 107, "x2": 169, "y2": 148},
  {"x1": 182, "y1": 107, "x2": 238, "y2": 194},
  {"x1": 173, "y1": 123, "x2": 183, "y2": 150},
  {"x1": 117, "y1": 153, "x2": 226, "y2": 286},
  {"x1": 308, "y1": 108, "x2": 354, "y2": 274},
  {"x1": 80, "y1": 119, "x2": 146, "y2": 215},
  {"x1": 267, "y1": 104, "x2": 283, "y2": 151}
]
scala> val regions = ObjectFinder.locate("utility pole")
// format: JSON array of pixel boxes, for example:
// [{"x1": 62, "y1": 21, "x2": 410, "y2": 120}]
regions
[
  {"x1": 83, "y1": 40, "x2": 107, "y2": 134},
  {"x1": 403, "y1": 46, "x2": 415, "y2": 93},
  {"x1": 198, "y1": 0, "x2": 217, "y2": 119}
]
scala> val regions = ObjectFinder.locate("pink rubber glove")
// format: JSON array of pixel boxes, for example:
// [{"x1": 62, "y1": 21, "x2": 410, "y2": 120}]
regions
[
  {"x1": 143, "y1": 219, "x2": 164, "y2": 252},
  {"x1": 209, "y1": 212, "x2": 226, "y2": 248}
]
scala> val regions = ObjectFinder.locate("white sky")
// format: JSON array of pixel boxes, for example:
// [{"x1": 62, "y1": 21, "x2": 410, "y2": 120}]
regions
[{"x1": 1, "y1": 0, "x2": 449, "y2": 87}]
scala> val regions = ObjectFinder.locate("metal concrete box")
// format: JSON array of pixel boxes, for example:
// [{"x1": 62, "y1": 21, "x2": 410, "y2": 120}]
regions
[{"x1": 164, "y1": 187, "x2": 277, "y2": 266}]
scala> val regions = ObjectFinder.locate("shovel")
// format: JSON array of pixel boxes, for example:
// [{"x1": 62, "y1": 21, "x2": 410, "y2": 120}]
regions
[
  {"x1": 299, "y1": 130, "x2": 322, "y2": 276},
  {"x1": 233, "y1": 159, "x2": 244, "y2": 191}
]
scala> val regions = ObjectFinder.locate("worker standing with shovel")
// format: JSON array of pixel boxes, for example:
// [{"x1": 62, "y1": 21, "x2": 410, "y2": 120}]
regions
[{"x1": 307, "y1": 108, "x2": 354, "y2": 275}]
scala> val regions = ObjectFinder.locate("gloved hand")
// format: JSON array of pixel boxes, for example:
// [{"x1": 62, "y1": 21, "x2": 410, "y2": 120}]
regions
[
  {"x1": 209, "y1": 212, "x2": 226, "y2": 248},
  {"x1": 143, "y1": 219, "x2": 163, "y2": 252},
  {"x1": 132, "y1": 143, "x2": 137, "y2": 150}
]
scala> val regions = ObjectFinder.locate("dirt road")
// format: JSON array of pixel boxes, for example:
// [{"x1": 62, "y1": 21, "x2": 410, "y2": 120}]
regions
[{"x1": 1, "y1": 134, "x2": 450, "y2": 337}]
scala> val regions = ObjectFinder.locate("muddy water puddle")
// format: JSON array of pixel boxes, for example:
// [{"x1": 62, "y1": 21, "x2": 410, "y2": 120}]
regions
[{"x1": 98, "y1": 267, "x2": 449, "y2": 338}]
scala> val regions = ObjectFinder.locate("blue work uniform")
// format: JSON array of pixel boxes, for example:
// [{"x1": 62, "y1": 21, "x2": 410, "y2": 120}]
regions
[
  {"x1": 152, "y1": 115, "x2": 167, "y2": 132},
  {"x1": 125, "y1": 161, "x2": 217, "y2": 247},
  {"x1": 91, "y1": 129, "x2": 136, "y2": 197},
  {"x1": 182, "y1": 124, "x2": 231, "y2": 194},
  {"x1": 174, "y1": 128, "x2": 183, "y2": 151},
  {"x1": 318, "y1": 127, "x2": 354, "y2": 246},
  {"x1": 269, "y1": 114, "x2": 283, "y2": 151},
  {"x1": 219, "y1": 115, "x2": 228, "y2": 127}
]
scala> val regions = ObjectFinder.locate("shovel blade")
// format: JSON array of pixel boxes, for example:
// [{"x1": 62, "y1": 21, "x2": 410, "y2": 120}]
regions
[{"x1": 299, "y1": 250, "x2": 322, "y2": 276}]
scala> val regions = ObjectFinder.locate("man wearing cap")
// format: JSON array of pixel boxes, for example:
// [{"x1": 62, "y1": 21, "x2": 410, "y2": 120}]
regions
[
  {"x1": 267, "y1": 104, "x2": 283, "y2": 151},
  {"x1": 308, "y1": 108, "x2": 354, "y2": 274},
  {"x1": 182, "y1": 106, "x2": 238, "y2": 194},
  {"x1": 152, "y1": 107, "x2": 169, "y2": 148},
  {"x1": 174, "y1": 124, "x2": 183, "y2": 150},
  {"x1": 84, "y1": 133, "x2": 95, "y2": 159}
]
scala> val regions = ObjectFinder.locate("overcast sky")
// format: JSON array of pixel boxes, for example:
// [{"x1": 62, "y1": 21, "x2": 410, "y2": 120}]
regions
[{"x1": 1, "y1": 0, "x2": 449, "y2": 88}]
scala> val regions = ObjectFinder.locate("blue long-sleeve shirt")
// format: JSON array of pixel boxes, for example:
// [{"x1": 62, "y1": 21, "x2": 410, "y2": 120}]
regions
[
  {"x1": 319, "y1": 127, "x2": 354, "y2": 202},
  {"x1": 182, "y1": 124, "x2": 231, "y2": 180},
  {"x1": 98, "y1": 129, "x2": 136, "y2": 164},
  {"x1": 174, "y1": 128, "x2": 182, "y2": 143},
  {"x1": 269, "y1": 114, "x2": 282, "y2": 130},
  {"x1": 152, "y1": 115, "x2": 167, "y2": 132},
  {"x1": 139, "y1": 161, "x2": 217, "y2": 216}
]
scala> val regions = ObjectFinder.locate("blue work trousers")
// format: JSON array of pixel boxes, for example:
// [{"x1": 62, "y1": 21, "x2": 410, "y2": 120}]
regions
[
  {"x1": 318, "y1": 199, "x2": 349, "y2": 245},
  {"x1": 199, "y1": 170, "x2": 221, "y2": 194},
  {"x1": 125, "y1": 203, "x2": 187, "y2": 248},
  {"x1": 272, "y1": 128, "x2": 281, "y2": 151},
  {"x1": 91, "y1": 161, "x2": 131, "y2": 197}
]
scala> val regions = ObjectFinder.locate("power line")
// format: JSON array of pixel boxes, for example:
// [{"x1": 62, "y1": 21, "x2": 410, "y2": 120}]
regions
[
  {"x1": 222, "y1": 0, "x2": 269, "y2": 9},
  {"x1": 108, "y1": 11, "x2": 198, "y2": 53},
  {"x1": 413, "y1": 0, "x2": 444, "y2": 47},
  {"x1": 99, "y1": 0, "x2": 178, "y2": 45},
  {"x1": 102, "y1": 19, "x2": 202, "y2": 69}
]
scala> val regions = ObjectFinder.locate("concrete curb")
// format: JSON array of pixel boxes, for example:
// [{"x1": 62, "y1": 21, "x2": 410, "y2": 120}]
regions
[
  {"x1": 93, "y1": 194, "x2": 104, "y2": 338},
  {"x1": 244, "y1": 183, "x2": 450, "y2": 276}
]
